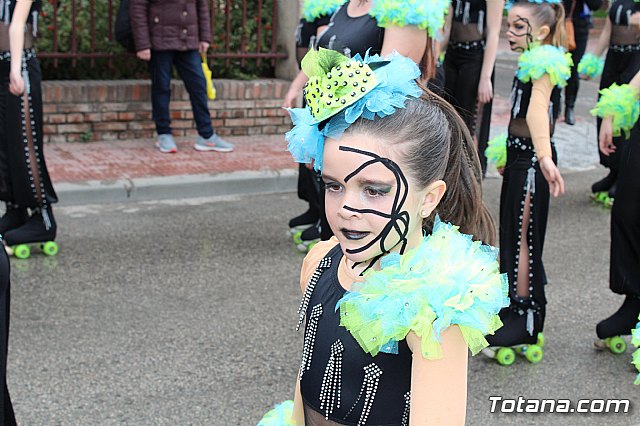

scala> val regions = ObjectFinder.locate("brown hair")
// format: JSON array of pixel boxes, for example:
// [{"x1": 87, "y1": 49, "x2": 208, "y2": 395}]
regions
[
  {"x1": 344, "y1": 85, "x2": 497, "y2": 245},
  {"x1": 514, "y1": 1, "x2": 567, "y2": 49}
]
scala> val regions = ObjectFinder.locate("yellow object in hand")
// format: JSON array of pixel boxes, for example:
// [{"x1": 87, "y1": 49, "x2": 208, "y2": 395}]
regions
[{"x1": 201, "y1": 54, "x2": 217, "y2": 100}]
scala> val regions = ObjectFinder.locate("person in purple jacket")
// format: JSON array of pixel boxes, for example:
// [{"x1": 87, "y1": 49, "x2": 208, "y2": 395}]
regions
[{"x1": 130, "y1": 0, "x2": 234, "y2": 154}]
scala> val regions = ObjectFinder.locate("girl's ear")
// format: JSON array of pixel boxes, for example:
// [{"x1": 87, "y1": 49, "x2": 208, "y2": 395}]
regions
[
  {"x1": 536, "y1": 25, "x2": 551, "y2": 42},
  {"x1": 420, "y1": 180, "x2": 447, "y2": 217}
]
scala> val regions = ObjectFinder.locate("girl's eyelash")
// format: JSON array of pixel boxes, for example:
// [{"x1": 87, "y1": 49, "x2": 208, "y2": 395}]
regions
[{"x1": 364, "y1": 186, "x2": 390, "y2": 198}]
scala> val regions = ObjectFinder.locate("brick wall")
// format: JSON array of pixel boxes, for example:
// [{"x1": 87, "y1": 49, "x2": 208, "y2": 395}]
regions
[{"x1": 41, "y1": 79, "x2": 293, "y2": 143}]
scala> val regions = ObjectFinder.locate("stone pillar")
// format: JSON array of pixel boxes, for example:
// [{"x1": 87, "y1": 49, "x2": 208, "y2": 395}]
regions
[{"x1": 275, "y1": 0, "x2": 300, "y2": 80}]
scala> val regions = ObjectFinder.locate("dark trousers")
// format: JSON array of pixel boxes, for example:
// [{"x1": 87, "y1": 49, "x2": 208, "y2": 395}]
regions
[
  {"x1": 0, "y1": 55, "x2": 57, "y2": 208},
  {"x1": 0, "y1": 246, "x2": 15, "y2": 424},
  {"x1": 149, "y1": 50, "x2": 213, "y2": 138},
  {"x1": 610, "y1": 125, "x2": 640, "y2": 297},
  {"x1": 565, "y1": 28, "x2": 589, "y2": 109}
]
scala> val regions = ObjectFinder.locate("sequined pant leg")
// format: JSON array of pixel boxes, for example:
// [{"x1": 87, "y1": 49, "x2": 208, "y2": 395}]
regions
[
  {"x1": 489, "y1": 137, "x2": 555, "y2": 346},
  {"x1": 0, "y1": 53, "x2": 57, "y2": 208}
]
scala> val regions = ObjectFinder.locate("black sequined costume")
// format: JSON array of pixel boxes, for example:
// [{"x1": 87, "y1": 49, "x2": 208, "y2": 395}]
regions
[
  {"x1": 0, "y1": 0, "x2": 57, "y2": 244},
  {"x1": 444, "y1": 0, "x2": 493, "y2": 174},
  {"x1": 298, "y1": 245, "x2": 412, "y2": 426},
  {"x1": 486, "y1": 71, "x2": 562, "y2": 347}
]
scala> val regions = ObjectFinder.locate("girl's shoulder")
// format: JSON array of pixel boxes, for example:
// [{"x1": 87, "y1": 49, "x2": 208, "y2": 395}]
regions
[
  {"x1": 369, "y1": 0, "x2": 449, "y2": 36},
  {"x1": 299, "y1": 237, "x2": 340, "y2": 293},
  {"x1": 517, "y1": 44, "x2": 573, "y2": 87},
  {"x1": 336, "y1": 217, "x2": 510, "y2": 360}
]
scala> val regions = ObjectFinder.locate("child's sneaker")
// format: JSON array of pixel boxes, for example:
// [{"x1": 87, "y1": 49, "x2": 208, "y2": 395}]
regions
[
  {"x1": 194, "y1": 134, "x2": 235, "y2": 152},
  {"x1": 156, "y1": 134, "x2": 178, "y2": 153}
]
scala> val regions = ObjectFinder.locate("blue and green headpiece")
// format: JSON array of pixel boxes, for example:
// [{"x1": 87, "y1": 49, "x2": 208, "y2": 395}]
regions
[{"x1": 286, "y1": 49, "x2": 422, "y2": 171}]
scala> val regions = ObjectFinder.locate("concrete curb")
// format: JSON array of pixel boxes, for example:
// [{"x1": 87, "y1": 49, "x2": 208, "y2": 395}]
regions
[{"x1": 55, "y1": 169, "x2": 298, "y2": 206}]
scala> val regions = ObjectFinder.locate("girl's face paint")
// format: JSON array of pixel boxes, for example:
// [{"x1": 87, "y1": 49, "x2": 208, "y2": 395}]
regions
[
  {"x1": 506, "y1": 6, "x2": 534, "y2": 52},
  {"x1": 322, "y1": 134, "x2": 430, "y2": 268}
]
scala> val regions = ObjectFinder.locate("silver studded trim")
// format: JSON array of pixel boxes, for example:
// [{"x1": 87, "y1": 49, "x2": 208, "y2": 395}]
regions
[
  {"x1": 401, "y1": 391, "x2": 411, "y2": 426},
  {"x1": 0, "y1": 48, "x2": 36, "y2": 62},
  {"x1": 296, "y1": 256, "x2": 332, "y2": 331},
  {"x1": 319, "y1": 339, "x2": 345, "y2": 419},
  {"x1": 299, "y1": 304, "x2": 323, "y2": 379},
  {"x1": 344, "y1": 363, "x2": 383, "y2": 425}
]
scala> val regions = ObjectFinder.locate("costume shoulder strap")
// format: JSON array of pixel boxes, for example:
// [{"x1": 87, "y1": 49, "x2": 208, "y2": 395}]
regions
[
  {"x1": 302, "y1": 0, "x2": 344, "y2": 22},
  {"x1": 369, "y1": 0, "x2": 449, "y2": 36},
  {"x1": 516, "y1": 44, "x2": 573, "y2": 88}
]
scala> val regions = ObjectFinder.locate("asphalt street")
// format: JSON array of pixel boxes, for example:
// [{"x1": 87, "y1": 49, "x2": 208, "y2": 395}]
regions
[
  {"x1": 5, "y1": 55, "x2": 638, "y2": 425},
  {"x1": 7, "y1": 168, "x2": 640, "y2": 425}
]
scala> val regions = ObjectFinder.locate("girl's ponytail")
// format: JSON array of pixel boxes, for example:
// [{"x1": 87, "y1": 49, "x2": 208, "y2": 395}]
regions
[
  {"x1": 422, "y1": 89, "x2": 497, "y2": 245},
  {"x1": 549, "y1": 3, "x2": 567, "y2": 49}
]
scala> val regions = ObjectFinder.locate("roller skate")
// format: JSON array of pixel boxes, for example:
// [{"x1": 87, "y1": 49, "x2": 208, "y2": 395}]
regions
[
  {"x1": 0, "y1": 203, "x2": 28, "y2": 235},
  {"x1": 293, "y1": 222, "x2": 320, "y2": 253},
  {"x1": 287, "y1": 208, "x2": 319, "y2": 238},
  {"x1": 482, "y1": 333, "x2": 545, "y2": 366},
  {"x1": 483, "y1": 304, "x2": 545, "y2": 365},
  {"x1": 590, "y1": 173, "x2": 616, "y2": 208},
  {"x1": 594, "y1": 296, "x2": 640, "y2": 355},
  {"x1": 590, "y1": 191, "x2": 613, "y2": 208},
  {"x1": 3, "y1": 207, "x2": 58, "y2": 259}
]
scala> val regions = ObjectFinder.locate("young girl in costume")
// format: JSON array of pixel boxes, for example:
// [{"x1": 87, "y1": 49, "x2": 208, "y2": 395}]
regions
[
  {"x1": 591, "y1": 69, "x2": 640, "y2": 361},
  {"x1": 578, "y1": 0, "x2": 640, "y2": 206},
  {"x1": 283, "y1": 0, "x2": 444, "y2": 250},
  {"x1": 483, "y1": 0, "x2": 570, "y2": 364},
  {"x1": 442, "y1": 0, "x2": 504, "y2": 175},
  {"x1": 260, "y1": 48, "x2": 509, "y2": 425},
  {"x1": 0, "y1": 0, "x2": 58, "y2": 259}
]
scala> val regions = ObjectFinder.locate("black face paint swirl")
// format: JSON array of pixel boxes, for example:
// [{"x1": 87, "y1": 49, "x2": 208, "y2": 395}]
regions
[
  {"x1": 337, "y1": 146, "x2": 411, "y2": 274},
  {"x1": 507, "y1": 15, "x2": 533, "y2": 52}
]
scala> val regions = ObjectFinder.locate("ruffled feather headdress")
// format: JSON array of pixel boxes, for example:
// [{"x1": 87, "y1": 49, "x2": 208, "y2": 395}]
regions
[{"x1": 286, "y1": 49, "x2": 422, "y2": 171}]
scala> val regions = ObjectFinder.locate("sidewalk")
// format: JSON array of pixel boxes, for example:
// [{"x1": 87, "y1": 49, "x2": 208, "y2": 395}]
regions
[{"x1": 45, "y1": 28, "x2": 605, "y2": 205}]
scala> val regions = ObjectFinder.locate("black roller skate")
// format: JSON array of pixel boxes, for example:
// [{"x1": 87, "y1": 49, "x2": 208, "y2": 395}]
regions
[
  {"x1": 483, "y1": 299, "x2": 545, "y2": 366},
  {"x1": 292, "y1": 221, "x2": 321, "y2": 253},
  {"x1": 0, "y1": 203, "x2": 28, "y2": 235},
  {"x1": 595, "y1": 296, "x2": 640, "y2": 355},
  {"x1": 590, "y1": 172, "x2": 616, "y2": 209},
  {"x1": 288, "y1": 208, "x2": 319, "y2": 238},
  {"x1": 3, "y1": 206, "x2": 58, "y2": 259}
]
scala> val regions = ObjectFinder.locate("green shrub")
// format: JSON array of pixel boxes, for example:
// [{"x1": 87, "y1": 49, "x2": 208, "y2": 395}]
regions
[{"x1": 36, "y1": 0, "x2": 277, "y2": 80}]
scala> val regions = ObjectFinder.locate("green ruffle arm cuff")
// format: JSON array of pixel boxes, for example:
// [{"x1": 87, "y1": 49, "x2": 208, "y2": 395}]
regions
[
  {"x1": 577, "y1": 53, "x2": 604, "y2": 80},
  {"x1": 302, "y1": 0, "x2": 344, "y2": 22},
  {"x1": 485, "y1": 133, "x2": 507, "y2": 170},
  {"x1": 591, "y1": 83, "x2": 640, "y2": 138},
  {"x1": 516, "y1": 44, "x2": 573, "y2": 88},
  {"x1": 258, "y1": 400, "x2": 298, "y2": 426},
  {"x1": 337, "y1": 217, "x2": 510, "y2": 360},
  {"x1": 369, "y1": 0, "x2": 449, "y2": 37}
]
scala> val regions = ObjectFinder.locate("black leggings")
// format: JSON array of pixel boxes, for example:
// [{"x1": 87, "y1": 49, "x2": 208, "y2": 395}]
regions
[
  {"x1": 444, "y1": 47, "x2": 484, "y2": 135},
  {"x1": 565, "y1": 29, "x2": 589, "y2": 109}
]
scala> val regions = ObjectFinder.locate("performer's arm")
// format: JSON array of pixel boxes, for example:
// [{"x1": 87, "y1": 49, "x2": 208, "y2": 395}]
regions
[
  {"x1": 8, "y1": 0, "x2": 33, "y2": 95},
  {"x1": 478, "y1": 0, "x2": 504, "y2": 104},
  {"x1": 406, "y1": 327, "x2": 468, "y2": 425},
  {"x1": 526, "y1": 75, "x2": 565, "y2": 196},
  {"x1": 382, "y1": 25, "x2": 428, "y2": 64}
]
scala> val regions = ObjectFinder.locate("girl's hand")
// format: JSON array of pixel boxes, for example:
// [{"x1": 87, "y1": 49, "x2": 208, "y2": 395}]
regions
[
  {"x1": 539, "y1": 156, "x2": 565, "y2": 197},
  {"x1": 9, "y1": 70, "x2": 25, "y2": 96},
  {"x1": 599, "y1": 116, "x2": 616, "y2": 156},
  {"x1": 477, "y1": 77, "x2": 493, "y2": 104},
  {"x1": 497, "y1": 166, "x2": 505, "y2": 176},
  {"x1": 283, "y1": 86, "x2": 300, "y2": 109}
]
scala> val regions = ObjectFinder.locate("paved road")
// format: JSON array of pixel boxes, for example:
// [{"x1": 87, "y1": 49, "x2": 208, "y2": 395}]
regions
[{"x1": 7, "y1": 168, "x2": 638, "y2": 425}]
